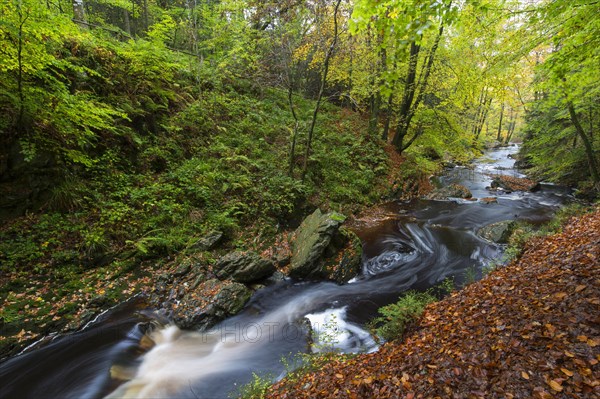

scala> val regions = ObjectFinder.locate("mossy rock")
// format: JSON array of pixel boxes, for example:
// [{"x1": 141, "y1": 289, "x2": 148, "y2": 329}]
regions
[
  {"x1": 426, "y1": 183, "x2": 472, "y2": 200},
  {"x1": 288, "y1": 209, "x2": 346, "y2": 280},
  {"x1": 478, "y1": 220, "x2": 516, "y2": 244},
  {"x1": 323, "y1": 227, "x2": 363, "y2": 284},
  {"x1": 213, "y1": 251, "x2": 275, "y2": 283}
]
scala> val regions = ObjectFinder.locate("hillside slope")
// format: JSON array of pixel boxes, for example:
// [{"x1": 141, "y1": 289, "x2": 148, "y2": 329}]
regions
[{"x1": 268, "y1": 208, "x2": 600, "y2": 398}]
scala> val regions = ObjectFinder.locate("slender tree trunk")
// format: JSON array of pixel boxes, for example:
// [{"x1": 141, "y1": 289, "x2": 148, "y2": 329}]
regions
[
  {"x1": 16, "y1": 2, "x2": 29, "y2": 129},
  {"x1": 301, "y1": 0, "x2": 342, "y2": 181},
  {"x1": 369, "y1": 39, "x2": 385, "y2": 136},
  {"x1": 471, "y1": 88, "x2": 485, "y2": 136},
  {"x1": 288, "y1": 84, "x2": 300, "y2": 177},
  {"x1": 567, "y1": 101, "x2": 600, "y2": 185},
  {"x1": 142, "y1": 0, "x2": 149, "y2": 33},
  {"x1": 392, "y1": 8, "x2": 447, "y2": 153},
  {"x1": 381, "y1": 92, "x2": 394, "y2": 141},
  {"x1": 496, "y1": 103, "x2": 504, "y2": 142},
  {"x1": 391, "y1": 40, "x2": 420, "y2": 150},
  {"x1": 505, "y1": 110, "x2": 517, "y2": 144},
  {"x1": 123, "y1": 8, "x2": 131, "y2": 36},
  {"x1": 369, "y1": 92, "x2": 381, "y2": 137},
  {"x1": 474, "y1": 96, "x2": 492, "y2": 141},
  {"x1": 72, "y1": 0, "x2": 87, "y2": 26}
]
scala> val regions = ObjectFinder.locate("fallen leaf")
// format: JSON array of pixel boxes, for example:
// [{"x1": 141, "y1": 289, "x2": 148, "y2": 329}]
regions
[
  {"x1": 560, "y1": 368, "x2": 573, "y2": 377},
  {"x1": 547, "y1": 379, "x2": 563, "y2": 392}
]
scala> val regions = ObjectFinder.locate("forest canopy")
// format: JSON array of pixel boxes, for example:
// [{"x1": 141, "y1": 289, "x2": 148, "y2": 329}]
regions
[{"x1": 0, "y1": 0, "x2": 598, "y2": 216}]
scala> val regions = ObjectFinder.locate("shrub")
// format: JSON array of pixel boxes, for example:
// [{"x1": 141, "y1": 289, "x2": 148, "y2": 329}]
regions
[{"x1": 370, "y1": 290, "x2": 436, "y2": 342}]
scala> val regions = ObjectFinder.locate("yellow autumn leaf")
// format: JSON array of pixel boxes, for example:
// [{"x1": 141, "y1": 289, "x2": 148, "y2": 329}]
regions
[
  {"x1": 554, "y1": 292, "x2": 567, "y2": 300},
  {"x1": 547, "y1": 379, "x2": 563, "y2": 392},
  {"x1": 560, "y1": 368, "x2": 573, "y2": 377},
  {"x1": 521, "y1": 371, "x2": 530, "y2": 380}
]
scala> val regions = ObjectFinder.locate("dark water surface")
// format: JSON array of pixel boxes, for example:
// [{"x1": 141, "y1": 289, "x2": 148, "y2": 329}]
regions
[{"x1": 0, "y1": 146, "x2": 572, "y2": 398}]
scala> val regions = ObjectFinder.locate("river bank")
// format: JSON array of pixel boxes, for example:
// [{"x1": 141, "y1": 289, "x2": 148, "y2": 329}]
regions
[
  {"x1": 0, "y1": 135, "x2": 435, "y2": 359},
  {"x1": 267, "y1": 206, "x2": 600, "y2": 398}
]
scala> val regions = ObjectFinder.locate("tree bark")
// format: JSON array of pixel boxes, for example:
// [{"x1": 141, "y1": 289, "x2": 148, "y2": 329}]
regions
[
  {"x1": 16, "y1": 2, "x2": 29, "y2": 129},
  {"x1": 505, "y1": 110, "x2": 517, "y2": 144},
  {"x1": 474, "y1": 96, "x2": 492, "y2": 141},
  {"x1": 301, "y1": 0, "x2": 342, "y2": 181},
  {"x1": 381, "y1": 92, "x2": 394, "y2": 141},
  {"x1": 391, "y1": 40, "x2": 420, "y2": 151},
  {"x1": 496, "y1": 103, "x2": 504, "y2": 142},
  {"x1": 123, "y1": 8, "x2": 131, "y2": 36},
  {"x1": 288, "y1": 84, "x2": 300, "y2": 177},
  {"x1": 72, "y1": 0, "x2": 87, "y2": 27},
  {"x1": 392, "y1": 11, "x2": 446, "y2": 153}
]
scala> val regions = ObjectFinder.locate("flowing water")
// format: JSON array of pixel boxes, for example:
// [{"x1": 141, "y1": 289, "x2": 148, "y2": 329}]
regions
[{"x1": 0, "y1": 145, "x2": 572, "y2": 399}]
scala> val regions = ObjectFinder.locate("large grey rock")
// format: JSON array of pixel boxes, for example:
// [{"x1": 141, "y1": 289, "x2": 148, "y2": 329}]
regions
[
  {"x1": 426, "y1": 184, "x2": 472, "y2": 200},
  {"x1": 478, "y1": 220, "x2": 515, "y2": 243},
  {"x1": 322, "y1": 227, "x2": 362, "y2": 283},
  {"x1": 169, "y1": 280, "x2": 252, "y2": 330},
  {"x1": 212, "y1": 282, "x2": 252, "y2": 317},
  {"x1": 289, "y1": 209, "x2": 358, "y2": 281},
  {"x1": 213, "y1": 251, "x2": 275, "y2": 283},
  {"x1": 190, "y1": 230, "x2": 223, "y2": 251}
]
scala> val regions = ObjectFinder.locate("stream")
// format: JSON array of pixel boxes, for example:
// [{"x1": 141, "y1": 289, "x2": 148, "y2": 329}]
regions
[{"x1": 0, "y1": 145, "x2": 573, "y2": 399}]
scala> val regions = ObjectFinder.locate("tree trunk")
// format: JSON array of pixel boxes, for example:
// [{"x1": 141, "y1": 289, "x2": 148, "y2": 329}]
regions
[
  {"x1": 368, "y1": 92, "x2": 381, "y2": 137},
  {"x1": 392, "y1": 10, "x2": 447, "y2": 153},
  {"x1": 301, "y1": 0, "x2": 342, "y2": 181},
  {"x1": 496, "y1": 103, "x2": 504, "y2": 142},
  {"x1": 72, "y1": 0, "x2": 87, "y2": 27},
  {"x1": 567, "y1": 101, "x2": 600, "y2": 186},
  {"x1": 391, "y1": 40, "x2": 420, "y2": 151},
  {"x1": 505, "y1": 110, "x2": 517, "y2": 144},
  {"x1": 381, "y1": 92, "x2": 394, "y2": 142},
  {"x1": 16, "y1": 2, "x2": 29, "y2": 129},
  {"x1": 369, "y1": 42, "x2": 386, "y2": 136},
  {"x1": 288, "y1": 84, "x2": 300, "y2": 177},
  {"x1": 123, "y1": 8, "x2": 131, "y2": 36},
  {"x1": 142, "y1": 0, "x2": 149, "y2": 33},
  {"x1": 474, "y1": 96, "x2": 492, "y2": 141},
  {"x1": 471, "y1": 88, "x2": 485, "y2": 136}
]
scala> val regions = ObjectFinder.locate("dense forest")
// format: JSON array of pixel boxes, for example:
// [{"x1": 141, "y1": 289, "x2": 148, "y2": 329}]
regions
[{"x1": 0, "y1": 0, "x2": 599, "y2": 387}]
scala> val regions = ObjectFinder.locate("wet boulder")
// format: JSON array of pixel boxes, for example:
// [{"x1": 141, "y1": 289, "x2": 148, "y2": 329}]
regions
[
  {"x1": 478, "y1": 220, "x2": 516, "y2": 243},
  {"x1": 169, "y1": 279, "x2": 252, "y2": 330},
  {"x1": 288, "y1": 209, "x2": 361, "y2": 283},
  {"x1": 321, "y1": 227, "x2": 363, "y2": 284},
  {"x1": 426, "y1": 183, "x2": 472, "y2": 200},
  {"x1": 211, "y1": 282, "x2": 252, "y2": 317},
  {"x1": 213, "y1": 251, "x2": 275, "y2": 283}
]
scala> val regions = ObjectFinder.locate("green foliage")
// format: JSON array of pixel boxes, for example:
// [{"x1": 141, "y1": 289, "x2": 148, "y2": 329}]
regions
[
  {"x1": 235, "y1": 372, "x2": 274, "y2": 399},
  {"x1": 462, "y1": 265, "x2": 478, "y2": 286},
  {"x1": 519, "y1": 0, "x2": 600, "y2": 191},
  {"x1": 370, "y1": 290, "x2": 436, "y2": 342}
]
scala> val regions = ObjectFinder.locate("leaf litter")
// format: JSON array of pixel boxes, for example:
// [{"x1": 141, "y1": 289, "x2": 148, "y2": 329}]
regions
[{"x1": 268, "y1": 207, "x2": 600, "y2": 398}]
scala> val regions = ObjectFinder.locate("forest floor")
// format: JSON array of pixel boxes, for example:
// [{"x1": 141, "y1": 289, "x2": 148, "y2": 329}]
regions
[{"x1": 267, "y1": 207, "x2": 600, "y2": 399}]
